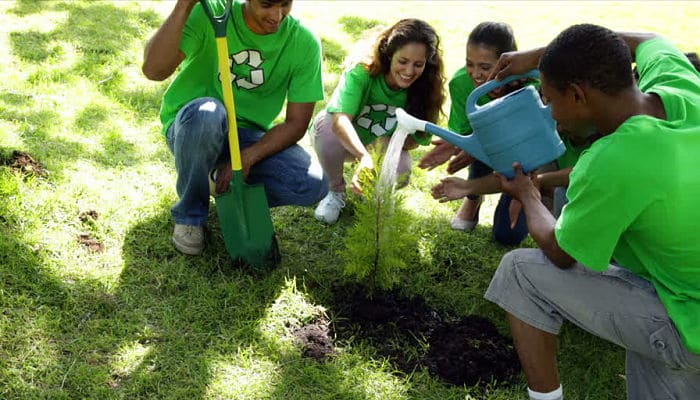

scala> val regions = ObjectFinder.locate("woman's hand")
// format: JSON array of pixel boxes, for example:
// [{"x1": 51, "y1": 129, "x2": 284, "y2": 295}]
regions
[
  {"x1": 446, "y1": 151, "x2": 475, "y2": 174},
  {"x1": 431, "y1": 176, "x2": 470, "y2": 202},
  {"x1": 418, "y1": 138, "x2": 459, "y2": 170},
  {"x1": 350, "y1": 153, "x2": 374, "y2": 195}
]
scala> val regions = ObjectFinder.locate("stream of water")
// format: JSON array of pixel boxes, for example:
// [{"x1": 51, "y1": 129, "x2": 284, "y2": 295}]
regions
[{"x1": 377, "y1": 125, "x2": 411, "y2": 192}]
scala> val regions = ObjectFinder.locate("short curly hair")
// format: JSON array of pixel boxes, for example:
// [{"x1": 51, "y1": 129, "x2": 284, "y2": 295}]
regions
[{"x1": 539, "y1": 24, "x2": 634, "y2": 95}]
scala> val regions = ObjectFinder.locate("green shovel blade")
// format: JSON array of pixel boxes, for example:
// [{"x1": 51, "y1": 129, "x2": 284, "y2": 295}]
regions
[{"x1": 215, "y1": 171, "x2": 279, "y2": 271}]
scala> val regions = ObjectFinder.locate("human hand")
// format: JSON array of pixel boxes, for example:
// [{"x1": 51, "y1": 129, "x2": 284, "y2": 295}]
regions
[
  {"x1": 446, "y1": 151, "x2": 475, "y2": 174},
  {"x1": 214, "y1": 162, "x2": 233, "y2": 195},
  {"x1": 488, "y1": 48, "x2": 542, "y2": 82},
  {"x1": 351, "y1": 153, "x2": 374, "y2": 195},
  {"x1": 496, "y1": 162, "x2": 541, "y2": 203},
  {"x1": 431, "y1": 176, "x2": 470, "y2": 202},
  {"x1": 402, "y1": 135, "x2": 419, "y2": 151},
  {"x1": 418, "y1": 138, "x2": 458, "y2": 170}
]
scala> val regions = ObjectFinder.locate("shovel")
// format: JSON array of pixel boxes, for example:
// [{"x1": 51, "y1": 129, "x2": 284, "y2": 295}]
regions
[{"x1": 201, "y1": 0, "x2": 280, "y2": 271}]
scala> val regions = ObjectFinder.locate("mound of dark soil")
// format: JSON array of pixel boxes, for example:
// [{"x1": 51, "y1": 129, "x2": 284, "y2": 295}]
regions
[
  {"x1": 330, "y1": 285, "x2": 520, "y2": 386},
  {"x1": 1, "y1": 150, "x2": 47, "y2": 177},
  {"x1": 425, "y1": 315, "x2": 520, "y2": 386},
  {"x1": 292, "y1": 317, "x2": 336, "y2": 361}
]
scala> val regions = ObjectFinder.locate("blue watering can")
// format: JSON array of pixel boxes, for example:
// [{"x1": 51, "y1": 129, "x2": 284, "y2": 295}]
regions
[{"x1": 396, "y1": 69, "x2": 565, "y2": 178}]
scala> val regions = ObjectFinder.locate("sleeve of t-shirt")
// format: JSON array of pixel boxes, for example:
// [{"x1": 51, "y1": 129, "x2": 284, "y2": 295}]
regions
[
  {"x1": 287, "y1": 28, "x2": 324, "y2": 103},
  {"x1": 326, "y1": 64, "x2": 370, "y2": 116},
  {"x1": 554, "y1": 140, "x2": 652, "y2": 270},
  {"x1": 447, "y1": 73, "x2": 473, "y2": 134},
  {"x1": 180, "y1": 5, "x2": 207, "y2": 58},
  {"x1": 636, "y1": 37, "x2": 700, "y2": 94}
]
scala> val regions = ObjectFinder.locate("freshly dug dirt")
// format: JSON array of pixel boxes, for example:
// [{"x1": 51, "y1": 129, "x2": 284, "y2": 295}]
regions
[
  {"x1": 292, "y1": 317, "x2": 336, "y2": 361},
  {"x1": 331, "y1": 285, "x2": 520, "y2": 386},
  {"x1": 76, "y1": 233, "x2": 104, "y2": 253},
  {"x1": 1, "y1": 150, "x2": 47, "y2": 177}
]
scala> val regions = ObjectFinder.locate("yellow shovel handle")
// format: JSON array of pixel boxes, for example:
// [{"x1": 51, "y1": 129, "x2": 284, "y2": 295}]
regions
[{"x1": 215, "y1": 37, "x2": 242, "y2": 172}]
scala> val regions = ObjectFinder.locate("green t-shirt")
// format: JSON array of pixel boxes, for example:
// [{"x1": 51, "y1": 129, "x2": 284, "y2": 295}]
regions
[
  {"x1": 447, "y1": 67, "x2": 491, "y2": 134},
  {"x1": 556, "y1": 136, "x2": 587, "y2": 169},
  {"x1": 555, "y1": 37, "x2": 700, "y2": 353},
  {"x1": 325, "y1": 64, "x2": 430, "y2": 146},
  {"x1": 159, "y1": 0, "x2": 323, "y2": 135}
]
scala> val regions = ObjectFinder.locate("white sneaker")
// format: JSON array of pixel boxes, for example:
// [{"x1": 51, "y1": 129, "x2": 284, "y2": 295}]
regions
[
  {"x1": 172, "y1": 224, "x2": 205, "y2": 255},
  {"x1": 314, "y1": 191, "x2": 346, "y2": 224}
]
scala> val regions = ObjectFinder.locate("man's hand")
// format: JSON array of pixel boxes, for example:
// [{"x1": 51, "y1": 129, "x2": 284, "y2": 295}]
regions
[
  {"x1": 447, "y1": 151, "x2": 475, "y2": 174},
  {"x1": 488, "y1": 48, "x2": 544, "y2": 82},
  {"x1": 431, "y1": 176, "x2": 470, "y2": 202},
  {"x1": 351, "y1": 153, "x2": 374, "y2": 195},
  {"x1": 214, "y1": 162, "x2": 232, "y2": 195},
  {"x1": 497, "y1": 162, "x2": 541, "y2": 203},
  {"x1": 418, "y1": 138, "x2": 459, "y2": 170}
]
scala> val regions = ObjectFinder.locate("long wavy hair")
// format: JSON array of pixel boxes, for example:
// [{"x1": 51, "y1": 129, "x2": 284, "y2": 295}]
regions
[{"x1": 361, "y1": 19, "x2": 446, "y2": 124}]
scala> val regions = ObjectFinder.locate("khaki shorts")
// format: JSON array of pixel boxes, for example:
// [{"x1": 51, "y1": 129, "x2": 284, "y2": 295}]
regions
[{"x1": 485, "y1": 248, "x2": 700, "y2": 400}]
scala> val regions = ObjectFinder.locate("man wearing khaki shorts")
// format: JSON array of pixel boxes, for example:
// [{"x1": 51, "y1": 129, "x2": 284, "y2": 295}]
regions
[{"x1": 484, "y1": 25, "x2": 700, "y2": 400}]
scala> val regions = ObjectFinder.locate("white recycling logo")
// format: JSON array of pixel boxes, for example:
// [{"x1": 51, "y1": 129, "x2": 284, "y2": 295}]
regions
[
  {"x1": 356, "y1": 104, "x2": 397, "y2": 137},
  {"x1": 219, "y1": 49, "x2": 265, "y2": 90}
]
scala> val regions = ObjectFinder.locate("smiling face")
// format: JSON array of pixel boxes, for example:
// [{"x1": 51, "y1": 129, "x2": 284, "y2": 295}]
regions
[
  {"x1": 242, "y1": 0, "x2": 292, "y2": 35},
  {"x1": 384, "y1": 42, "x2": 428, "y2": 90},
  {"x1": 540, "y1": 74, "x2": 597, "y2": 139},
  {"x1": 466, "y1": 43, "x2": 499, "y2": 87}
]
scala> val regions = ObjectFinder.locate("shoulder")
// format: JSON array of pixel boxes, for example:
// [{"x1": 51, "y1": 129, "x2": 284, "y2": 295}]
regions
[
  {"x1": 448, "y1": 68, "x2": 474, "y2": 93},
  {"x1": 285, "y1": 15, "x2": 321, "y2": 49}
]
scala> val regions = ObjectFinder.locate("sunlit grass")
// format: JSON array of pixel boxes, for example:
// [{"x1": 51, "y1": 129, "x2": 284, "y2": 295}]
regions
[{"x1": 0, "y1": 0, "x2": 696, "y2": 399}]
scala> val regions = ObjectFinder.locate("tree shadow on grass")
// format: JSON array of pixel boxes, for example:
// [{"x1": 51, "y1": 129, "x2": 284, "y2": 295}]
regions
[{"x1": 113, "y1": 207, "x2": 290, "y2": 398}]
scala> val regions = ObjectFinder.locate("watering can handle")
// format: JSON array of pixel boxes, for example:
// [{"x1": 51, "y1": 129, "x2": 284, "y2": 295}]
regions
[{"x1": 466, "y1": 69, "x2": 540, "y2": 114}]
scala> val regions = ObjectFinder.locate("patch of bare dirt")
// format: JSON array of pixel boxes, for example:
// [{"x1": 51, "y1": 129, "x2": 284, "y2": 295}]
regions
[
  {"x1": 79, "y1": 210, "x2": 99, "y2": 222},
  {"x1": 293, "y1": 317, "x2": 336, "y2": 361},
  {"x1": 331, "y1": 285, "x2": 521, "y2": 387},
  {"x1": 1, "y1": 150, "x2": 47, "y2": 177},
  {"x1": 77, "y1": 233, "x2": 104, "y2": 252}
]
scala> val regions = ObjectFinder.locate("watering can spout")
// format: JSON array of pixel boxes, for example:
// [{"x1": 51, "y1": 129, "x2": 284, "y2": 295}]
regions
[{"x1": 395, "y1": 107, "x2": 491, "y2": 167}]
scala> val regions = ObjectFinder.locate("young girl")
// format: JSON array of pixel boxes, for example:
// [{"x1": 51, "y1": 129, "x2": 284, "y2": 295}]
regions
[
  {"x1": 312, "y1": 19, "x2": 446, "y2": 224},
  {"x1": 419, "y1": 21, "x2": 528, "y2": 245}
]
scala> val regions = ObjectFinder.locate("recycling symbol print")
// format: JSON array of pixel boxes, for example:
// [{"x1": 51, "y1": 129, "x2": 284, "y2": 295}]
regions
[
  {"x1": 220, "y1": 49, "x2": 265, "y2": 90},
  {"x1": 355, "y1": 104, "x2": 397, "y2": 137}
]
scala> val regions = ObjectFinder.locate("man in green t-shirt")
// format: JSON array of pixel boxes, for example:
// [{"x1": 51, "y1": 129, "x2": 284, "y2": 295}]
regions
[
  {"x1": 142, "y1": 0, "x2": 327, "y2": 255},
  {"x1": 482, "y1": 25, "x2": 700, "y2": 400}
]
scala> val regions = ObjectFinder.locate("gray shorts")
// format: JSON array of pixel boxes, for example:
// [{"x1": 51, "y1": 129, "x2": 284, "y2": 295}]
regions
[{"x1": 485, "y1": 248, "x2": 700, "y2": 400}]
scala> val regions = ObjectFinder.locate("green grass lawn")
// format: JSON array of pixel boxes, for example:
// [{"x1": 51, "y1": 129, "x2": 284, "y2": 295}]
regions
[{"x1": 1, "y1": 1, "x2": 698, "y2": 399}]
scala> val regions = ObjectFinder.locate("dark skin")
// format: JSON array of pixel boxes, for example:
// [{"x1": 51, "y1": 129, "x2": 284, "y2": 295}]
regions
[
  {"x1": 488, "y1": 31, "x2": 666, "y2": 393},
  {"x1": 142, "y1": 0, "x2": 314, "y2": 194}
]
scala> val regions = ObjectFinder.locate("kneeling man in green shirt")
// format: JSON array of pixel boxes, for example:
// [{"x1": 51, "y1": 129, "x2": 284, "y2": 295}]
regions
[
  {"x1": 484, "y1": 24, "x2": 700, "y2": 400},
  {"x1": 142, "y1": 0, "x2": 327, "y2": 255}
]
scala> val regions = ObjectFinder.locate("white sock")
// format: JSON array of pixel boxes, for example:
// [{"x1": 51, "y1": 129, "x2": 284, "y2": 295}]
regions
[{"x1": 528, "y1": 385, "x2": 563, "y2": 400}]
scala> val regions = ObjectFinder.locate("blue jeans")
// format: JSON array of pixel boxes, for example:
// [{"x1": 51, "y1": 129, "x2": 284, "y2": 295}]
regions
[
  {"x1": 165, "y1": 97, "x2": 328, "y2": 226},
  {"x1": 468, "y1": 160, "x2": 529, "y2": 246}
]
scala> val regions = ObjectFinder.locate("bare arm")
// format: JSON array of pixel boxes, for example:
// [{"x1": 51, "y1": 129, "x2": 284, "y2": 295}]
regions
[
  {"x1": 535, "y1": 167, "x2": 572, "y2": 190},
  {"x1": 242, "y1": 102, "x2": 316, "y2": 172},
  {"x1": 489, "y1": 31, "x2": 659, "y2": 82},
  {"x1": 616, "y1": 32, "x2": 659, "y2": 60},
  {"x1": 432, "y1": 173, "x2": 502, "y2": 202},
  {"x1": 499, "y1": 164, "x2": 575, "y2": 268},
  {"x1": 331, "y1": 112, "x2": 370, "y2": 159},
  {"x1": 142, "y1": 0, "x2": 197, "y2": 81}
]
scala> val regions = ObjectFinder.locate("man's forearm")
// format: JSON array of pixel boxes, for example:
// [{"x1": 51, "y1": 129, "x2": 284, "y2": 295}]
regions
[
  {"x1": 142, "y1": 0, "x2": 195, "y2": 81},
  {"x1": 616, "y1": 32, "x2": 659, "y2": 60},
  {"x1": 521, "y1": 191, "x2": 575, "y2": 268}
]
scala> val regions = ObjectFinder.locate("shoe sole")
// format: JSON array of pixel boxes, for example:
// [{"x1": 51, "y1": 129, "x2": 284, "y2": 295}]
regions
[{"x1": 172, "y1": 237, "x2": 204, "y2": 255}]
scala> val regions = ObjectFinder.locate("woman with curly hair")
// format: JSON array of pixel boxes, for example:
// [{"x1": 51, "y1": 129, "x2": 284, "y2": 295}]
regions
[{"x1": 312, "y1": 18, "x2": 446, "y2": 224}]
